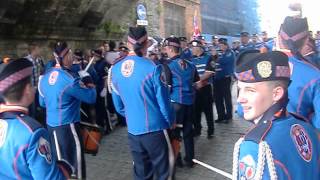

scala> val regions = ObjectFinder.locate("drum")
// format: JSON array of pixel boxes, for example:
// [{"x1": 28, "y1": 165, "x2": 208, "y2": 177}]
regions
[{"x1": 80, "y1": 122, "x2": 103, "y2": 155}]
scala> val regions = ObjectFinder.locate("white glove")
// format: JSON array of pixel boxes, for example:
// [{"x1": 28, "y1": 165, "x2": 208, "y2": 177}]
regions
[
  {"x1": 100, "y1": 88, "x2": 107, "y2": 97},
  {"x1": 78, "y1": 70, "x2": 90, "y2": 78}
]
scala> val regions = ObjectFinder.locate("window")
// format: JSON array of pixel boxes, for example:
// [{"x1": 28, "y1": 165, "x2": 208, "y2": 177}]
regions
[{"x1": 164, "y1": 2, "x2": 186, "y2": 37}]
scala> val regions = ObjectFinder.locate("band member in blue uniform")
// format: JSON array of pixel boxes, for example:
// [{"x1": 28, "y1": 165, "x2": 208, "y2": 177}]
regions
[
  {"x1": 110, "y1": 26, "x2": 175, "y2": 180},
  {"x1": 259, "y1": 31, "x2": 274, "y2": 52},
  {"x1": 0, "y1": 58, "x2": 66, "y2": 179},
  {"x1": 190, "y1": 40, "x2": 215, "y2": 138},
  {"x1": 91, "y1": 49, "x2": 112, "y2": 133},
  {"x1": 163, "y1": 37, "x2": 199, "y2": 167},
  {"x1": 39, "y1": 42, "x2": 97, "y2": 179},
  {"x1": 214, "y1": 38, "x2": 235, "y2": 124},
  {"x1": 233, "y1": 51, "x2": 320, "y2": 180},
  {"x1": 179, "y1": 37, "x2": 192, "y2": 60},
  {"x1": 239, "y1": 32, "x2": 255, "y2": 53},
  {"x1": 276, "y1": 16, "x2": 320, "y2": 129}
]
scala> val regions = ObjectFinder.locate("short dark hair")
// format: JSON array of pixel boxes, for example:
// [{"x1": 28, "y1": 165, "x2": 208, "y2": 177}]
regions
[
  {"x1": 268, "y1": 80, "x2": 289, "y2": 91},
  {"x1": 3, "y1": 77, "x2": 31, "y2": 102},
  {"x1": 109, "y1": 41, "x2": 116, "y2": 51}
]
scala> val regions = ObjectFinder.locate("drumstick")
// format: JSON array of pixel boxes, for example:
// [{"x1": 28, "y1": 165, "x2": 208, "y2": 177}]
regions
[
  {"x1": 84, "y1": 57, "x2": 95, "y2": 72},
  {"x1": 80, "y1": 108, "x2": 89, "y2": 118},
  {"x1": 53, "y1": 130, "x2": 62, "y2": 161},
  {"x1": 53, "y1": 52, "x2": 61, "y2": 66},
  {"x1": 192, "y1": 159, "x2": 232, "y2": 179}
]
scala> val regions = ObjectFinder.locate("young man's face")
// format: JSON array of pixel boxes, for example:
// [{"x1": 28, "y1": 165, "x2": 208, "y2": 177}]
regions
[
  {"x1": 237, "y1": 81, "x2": 275, "y2": 121},
  {"x1": 240, "y1": 36, "x2": 250, "y2": 44},
  {"x1": 191, "y1": 46, "x2": 202, "y2": 56}
]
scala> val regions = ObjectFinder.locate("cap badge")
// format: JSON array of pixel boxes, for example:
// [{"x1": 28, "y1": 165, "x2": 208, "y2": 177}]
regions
[{"x1": 257, "y1": 61, "x2": 272, "y2": 78}]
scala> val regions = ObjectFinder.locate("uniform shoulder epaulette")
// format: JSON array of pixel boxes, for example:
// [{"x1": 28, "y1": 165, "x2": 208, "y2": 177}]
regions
[
  {"x1": 244, "y1": 120, "x2": 273, "y2": 144},
  {"x1": 289, "y1": 112, "x2": 309, "y2": 122},
  {"x1": 16, "y1": 114, "x2": 43, "y2": 133},
  {"x1": 112, "y1": 56, "x2": 126, "y2": 65}
]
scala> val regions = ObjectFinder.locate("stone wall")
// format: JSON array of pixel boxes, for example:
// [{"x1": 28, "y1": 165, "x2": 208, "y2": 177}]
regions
[
  {"x1": 0, "y1": 0, "x2": 200, "y2": 59},
  {"x1": 0, "y1": 0, "x2": 138, "y2": 59}
]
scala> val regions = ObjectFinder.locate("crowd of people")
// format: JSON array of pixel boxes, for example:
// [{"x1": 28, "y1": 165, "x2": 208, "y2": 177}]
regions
[{"x1": 0, "y1": 6, "x2": 320, "y2": 180}]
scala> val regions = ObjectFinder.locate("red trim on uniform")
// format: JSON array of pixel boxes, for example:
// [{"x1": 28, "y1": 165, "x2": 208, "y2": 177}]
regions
[
  {"x1": 260, "y1": 120, "x2": 273, "y2": 142},
  {"x1": 171, "y1": 71, "x2": 183, "y2": 103},
  {"x1": 59, "y1": 84, "x2": 73, "y2": 126},
  {"x1": 297, "y1": 78, "x2": 320, "y2": 117},
  {"x1": 141, "y1": 73, "x2": 153, "y2": 132},
  {"x1": 274, "y1": 159, "x2": 292, "y2": 180},
  {"x1": 14, "y1": 144, "x2": 29, "y2": 180},
  {"x1": 17, "y1": 116, "x2": 33, "y2": 133}
]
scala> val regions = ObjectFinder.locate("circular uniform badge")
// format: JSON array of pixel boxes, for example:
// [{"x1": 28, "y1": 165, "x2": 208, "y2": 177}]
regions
[
  {"x1": 239, "y1": 155, "x2": 256, "y2": 180},
  {"x1": 48, "y1": 71, "x2": 59, "y2": 85},
  {"x1": 38, "y1": 137, "x2": 52, "y2": 164},
  {"x1": 290, "y1": 124, "x2": 312, "y2": 162},
  {"x1": 121, "y1": 60, "x2": 135, "y2": 77},
  {"x1": 257, "y1": 61, "x2": 272, "y2": 78}
]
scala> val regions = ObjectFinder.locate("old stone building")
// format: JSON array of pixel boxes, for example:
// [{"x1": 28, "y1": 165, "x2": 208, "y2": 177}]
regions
[{"x1": 0, "y1": 0, "x2": 200, "y2": 59}]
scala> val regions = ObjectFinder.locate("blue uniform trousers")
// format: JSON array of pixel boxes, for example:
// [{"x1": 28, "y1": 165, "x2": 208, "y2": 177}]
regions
[
  {"x1": 172, "y1": 103, "x2": 194, "y2": 163},
  {"x1": 128, "y1": 130, "x2": 174, "y2": 180},
  {"x1": 193, "y1": 85, "x2": 214, "y2": 135},
  {"x1": 47, "y1": 123, "x2": 86, "y2": 179},
  {"x1": 214, "y1": 76, "x2": 233, "y2": 121}
]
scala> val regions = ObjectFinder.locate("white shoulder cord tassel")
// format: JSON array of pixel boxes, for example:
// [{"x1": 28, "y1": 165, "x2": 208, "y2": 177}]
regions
[
  {"x1": 107, "y1": 66, "x2": 113, "y2": 93},
  {"x1": 232, "y1": 139, "x2": 278, "y2": 180},
  {"x1": 232, "y1": 138, "x2": 244, "y2": 180},
  {"x1": 265, "y1": 142, "x2": 278, "y2": 180},
  {"x1": 254, "y1": 141, "x2": 267, "y2": 180}
]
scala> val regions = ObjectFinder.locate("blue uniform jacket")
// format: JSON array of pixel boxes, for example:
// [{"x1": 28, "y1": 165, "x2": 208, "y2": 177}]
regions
[
  {"x1": 191, "y1": 53, "x2": 215, "y2": 79},
  {"x1": 236, "y1": 114, "x2": 320, "y2": 180},
  {"x1": 0, "y1": 106, "x2": 65, "y2": 180},
  {"x1": 70, "y1": 63, "x2": 99, "y2": 84},
  {"x1": 111, "y1": 54, "x2": 175, "y2": 135},
  {"x1": 180, "y1": 48, "x2": 192, "y2": 60},
  {"x1": 287, "y1": 56, "x2": 320, "y2": 129},
  {"x1": 39, "y1": 67, "x2": 96, "y2": 127},
  {"x1": 215, "y1": 49, "x2": 235, "y2": 80},
  {"x1": 239, "y1": 42, "x2": 255, "y2": 53},
  {"x1": 94, "y1": 58, "x2": 109, "y2": 93},
  {"x1": 167, "y1": 56, "x2": 198, "y2": 105}
]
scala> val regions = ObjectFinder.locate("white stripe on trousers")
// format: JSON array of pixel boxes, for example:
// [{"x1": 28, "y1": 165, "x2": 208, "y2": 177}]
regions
[
  {"x1": 70, "y1": 123, "x2": 82, "y2": 179},
  {"x1": 163, "y1": 130, "x2": 175, "y2": 180}
]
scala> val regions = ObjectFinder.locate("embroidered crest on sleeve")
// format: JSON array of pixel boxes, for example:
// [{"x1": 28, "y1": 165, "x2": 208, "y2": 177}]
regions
[
  {"x1": 121, "y1": 60, "x2": 135, "y2": 77},
  {"x1": 38, "y1": 137, "x2": 52, "y2": 164},
  {"x1": 178, "y1": 60, "x2": 188, "y2": 70},
  {"x1": 290, "y1": 124, "x2": 312, "y2": 162}
]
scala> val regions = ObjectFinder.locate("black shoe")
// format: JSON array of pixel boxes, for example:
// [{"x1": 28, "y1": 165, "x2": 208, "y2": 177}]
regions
[
  {"x1": 207, "y1": 134, "x2": 214, "y2": 139},
  {"x1": 223, "y1": 119, "x2": 231, "y2": 124},
  {"x1": 193, "y1": 132, "x2": 201, "y2": 137},
  {"x1": 175, "y1": 157, "x2": 184, "y2": 168},
  {"x1": 184, "y1": 160, "x2": 195, "y2": 168},
  {"x1": 215, "y1": 119, "x2": 224, "y2": 123}
]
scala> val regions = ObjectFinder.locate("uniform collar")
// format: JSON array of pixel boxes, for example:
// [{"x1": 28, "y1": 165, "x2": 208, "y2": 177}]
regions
[
  {"x1": 0, "y1": 104, "x2": 29, "y2": 115},
  {"x1": 169, "y1": 55, "x2": 180, "y2": 61}
]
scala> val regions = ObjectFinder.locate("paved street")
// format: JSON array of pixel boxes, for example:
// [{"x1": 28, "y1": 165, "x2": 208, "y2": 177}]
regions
[{"x1": 85, "y1": 112, "x2": 251, "y2": 180}]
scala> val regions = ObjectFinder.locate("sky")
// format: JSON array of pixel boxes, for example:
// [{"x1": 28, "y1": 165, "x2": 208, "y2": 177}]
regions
[{"x1": 258, "y1": 0, "x2": 320, "y2": 37}]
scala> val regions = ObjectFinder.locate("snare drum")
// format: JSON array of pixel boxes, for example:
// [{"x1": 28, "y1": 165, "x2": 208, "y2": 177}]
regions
[{"x1": 80, "y1": 122, "x2": 103, "y2": 155}]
